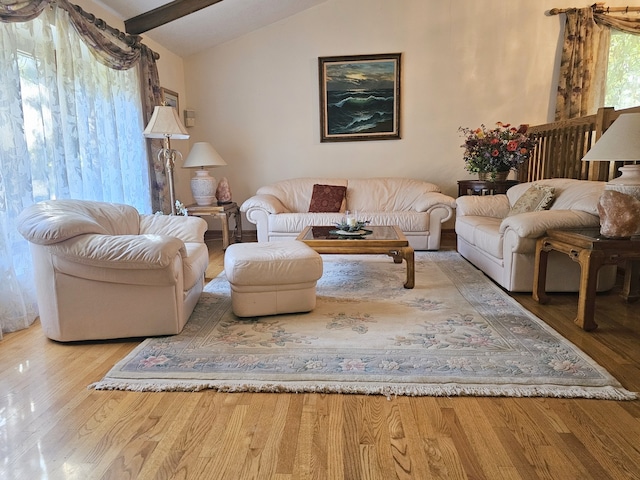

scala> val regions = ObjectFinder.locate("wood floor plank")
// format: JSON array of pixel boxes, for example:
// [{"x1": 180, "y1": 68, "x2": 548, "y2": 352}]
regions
[{"x1": 2, "y1": 238, "x2": 639, "y2": 479}]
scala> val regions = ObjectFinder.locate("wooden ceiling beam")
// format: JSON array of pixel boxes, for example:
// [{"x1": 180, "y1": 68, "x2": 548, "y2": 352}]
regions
[{"x1": 125, "y1": 0, "x2": 223, "y2": 35}]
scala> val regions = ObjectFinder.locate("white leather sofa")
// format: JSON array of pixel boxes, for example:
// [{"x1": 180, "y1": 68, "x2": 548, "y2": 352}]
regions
[
  {"x1": 240, "y1": 177, "x2": 456, "y2": 250},
  {"x1": 455, "y1": 178, "x2": 617, "y2": 292},
  {"x1": 17, "y1": 199, "x2": 209, "y2": 341}
]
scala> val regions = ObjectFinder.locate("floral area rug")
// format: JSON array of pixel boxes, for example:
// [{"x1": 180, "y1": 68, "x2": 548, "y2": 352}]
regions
[{"x1": 91, "y1": 251, "x2": 636, "y2": 399}]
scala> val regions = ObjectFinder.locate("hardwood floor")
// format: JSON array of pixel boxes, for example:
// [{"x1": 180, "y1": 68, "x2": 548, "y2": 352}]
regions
[{"x1": 1, "y1": 235, "x2": 639, "y2": 480}]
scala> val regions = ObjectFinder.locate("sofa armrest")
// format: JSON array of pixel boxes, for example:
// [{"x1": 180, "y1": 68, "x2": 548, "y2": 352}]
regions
[
  {"x1": 413, "y1": 192, "x2": 457, "y2": 212},
  {"x1": 139, "y1": 214, "x2": 207, "y2": 243},
  {"x1": 240, "y1": 194, "x2": 290, "y2": 215},
  {"x1": 499, "y1": 210, "x2": 600, "y2": 238},
  {"x1": 455, "y1": 194, "x2": 510, "y2": 218},
  {"x1": 48, "y1": 234, "x2": 187, "y2": 269}
]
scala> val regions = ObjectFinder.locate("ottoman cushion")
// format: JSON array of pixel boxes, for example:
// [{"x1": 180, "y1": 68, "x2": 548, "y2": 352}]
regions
[
  {"x1": 225, "y1": 241, "x2": 322, "y2": 286},
  {"x1": 224, "y1": 241, "x2": 323, "y2": 317}
]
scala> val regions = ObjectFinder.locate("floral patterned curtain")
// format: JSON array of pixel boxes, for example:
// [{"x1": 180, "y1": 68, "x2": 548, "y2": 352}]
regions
[
  {"x1": 555, "y1": 6, "x2": 640, "y2": 120},
  {"x1": 0, "y1": 0, "x2": 163, "y2": 338},
  {"x1": 555, "y1": 8, "x2": 609, "y2": 120}
]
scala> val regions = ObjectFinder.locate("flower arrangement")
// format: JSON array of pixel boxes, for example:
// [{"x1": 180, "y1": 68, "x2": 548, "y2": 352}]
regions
[{"x1": 459, "y1": 122, "x2": 535, "y2": 180}]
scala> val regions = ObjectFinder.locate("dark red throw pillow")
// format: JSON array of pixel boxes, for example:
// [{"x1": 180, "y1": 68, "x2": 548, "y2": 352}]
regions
[{"x1": 308, "y1": 184, "x2": 346, "y2": 213}]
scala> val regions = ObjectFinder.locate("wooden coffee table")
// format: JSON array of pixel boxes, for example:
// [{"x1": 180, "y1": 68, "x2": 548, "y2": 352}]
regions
[{"x1": 296, "y1": 225, "x2": 415, "y2": 289}]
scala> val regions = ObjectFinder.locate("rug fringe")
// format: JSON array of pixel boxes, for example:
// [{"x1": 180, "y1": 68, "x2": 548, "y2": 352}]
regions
[{"x1": 88, "y1": 380, "x2": 638, "y2": 401}]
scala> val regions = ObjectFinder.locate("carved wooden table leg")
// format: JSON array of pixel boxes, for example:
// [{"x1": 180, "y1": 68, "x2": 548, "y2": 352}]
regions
[
  {"x1": 532, "y1": 237, "x2": 550, "y2": 304},
  {"x1": 388, "y1": 247, "x2": 415, "y2": 289},
  {"x1": 402, "y1": 246, "x2": 415, "y2": 289},
  {"x1": 574, "y1": 249, "x2": 604, "y2": 331},
  {"x1": 621, "y1": 259, "x2": 640, "y2": 303}
]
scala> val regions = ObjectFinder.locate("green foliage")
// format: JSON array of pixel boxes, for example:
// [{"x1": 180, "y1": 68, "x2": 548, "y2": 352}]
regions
[{"x1": 605, "y1": 30, "x2": 640, "y2": 109}]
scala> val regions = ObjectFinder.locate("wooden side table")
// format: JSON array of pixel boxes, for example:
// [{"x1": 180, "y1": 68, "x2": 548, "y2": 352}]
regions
[
  {"x1": 186, "y1": 202, "x2": 242, "y2": 250},
  {"x1": 457, "y1": 179, "x2": 519, "y2": 196},
  {"x1": 533, "y1": 228, "x2": 640, "y2": 331}
]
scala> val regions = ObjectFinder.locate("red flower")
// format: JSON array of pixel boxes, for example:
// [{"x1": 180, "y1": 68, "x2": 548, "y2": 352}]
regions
[
  {"x1": 491, "y1": 149, "x2": 500, "y2": 157},
  {"x1": 507, "y1": 140, "x2": 518, "y2": 151}
]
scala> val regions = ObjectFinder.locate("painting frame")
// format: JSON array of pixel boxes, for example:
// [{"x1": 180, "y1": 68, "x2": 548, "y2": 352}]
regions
[
  {"x1": 161, "y1": 87, "x2": 179, "y2": 110},
  {"x1": 318, "y1": 53, "x2": 401, "y2": 142}
]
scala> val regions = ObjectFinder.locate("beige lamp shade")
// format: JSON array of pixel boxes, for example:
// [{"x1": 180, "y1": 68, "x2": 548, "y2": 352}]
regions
[
  {"x1": 582, "y1": 113, "x2": 640, "y2": 162},
  {"x1": 183, "y1": 142, "x2": 227, "y2": 206},
  {"x1": 143, "y1": 106, "x2": 190, "y2": 139},
  {"x1": 182, "y1": 142, "x2": 227, "y2": 168},
  {"x1": 582, "y1": 113, "x2": 640, "y2": 200}
]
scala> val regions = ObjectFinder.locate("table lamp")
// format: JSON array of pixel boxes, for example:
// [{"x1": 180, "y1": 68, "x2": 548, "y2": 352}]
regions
[
  {"x1": 582, "y1": 113, "x2": 640, "y2": 237},
  {"x1": 143, "y1": 105, "x2": 190, "y2": 215},
  {"x1": 182, "y1": 142, "x2": 227, "y2": 206},
  {"x1": 582, "y1": 113, "x2": 640, "y2": 200}
]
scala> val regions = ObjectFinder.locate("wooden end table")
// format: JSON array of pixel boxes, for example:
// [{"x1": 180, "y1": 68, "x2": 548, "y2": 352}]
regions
[
  {"x1": 186, "y1": 202, "x2": 242, "y2": 250},
  {"x1": 296, "y1": 225, "x2": 415, "y2": 289},
  {"x1": 457, "y1": 179, "x2": 519, "y2": 196},
  {"x1": 533, "y1": 228, "x2": 640, "y2": 331}
]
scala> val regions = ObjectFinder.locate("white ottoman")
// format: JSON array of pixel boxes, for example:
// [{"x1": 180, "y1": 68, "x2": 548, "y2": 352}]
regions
[{"x1": 224, "y1": 241, "x2": 323, "y2": 317}]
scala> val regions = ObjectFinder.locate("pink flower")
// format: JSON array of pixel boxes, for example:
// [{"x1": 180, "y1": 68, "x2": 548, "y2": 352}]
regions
[
  {"x1": 140, "y1": 355, "x2": 169, "y2": 368},
  {"x1": 340, "y1": 358, "x2": 366, "y2": 371}
]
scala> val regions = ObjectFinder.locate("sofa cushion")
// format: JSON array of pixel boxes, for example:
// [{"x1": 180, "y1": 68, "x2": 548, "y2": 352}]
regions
[
  {"x1": 508, "y1": 184, "x2": 555, "y2": 216},
  {"x1": 17, "y1": 199, "x2": 140, "y2": 245},
  {"x1": 506, "y1": 179, "x2": 605, "y2": 216},
  {"x1": 308, "y1": 184, "x2": 347, "y2": 213},
  {"x1": 257, "y1": 177, "x2": 348, "y2": 212},
  {"x1": 346, "y1": 178, "x2": 443, "y2": 211}
]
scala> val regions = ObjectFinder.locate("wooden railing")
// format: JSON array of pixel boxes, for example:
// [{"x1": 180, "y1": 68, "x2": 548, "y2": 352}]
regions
[{"x1": 518, "y1": 105, "x2": 640, "y2": 183}]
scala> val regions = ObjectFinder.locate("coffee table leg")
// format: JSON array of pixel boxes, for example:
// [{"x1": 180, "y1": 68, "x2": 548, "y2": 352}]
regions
[
  {"x1": 387, "y1": 248, "x2": 415, "y2": 289},
  {"x1": 403, "y1": 247, "x2": 415, "y2": 289}
]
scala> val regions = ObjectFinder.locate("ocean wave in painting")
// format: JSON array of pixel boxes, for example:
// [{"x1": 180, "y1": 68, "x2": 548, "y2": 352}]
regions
[{"x1": 327, "y1": 88, "x2": 395, "y2": 135}]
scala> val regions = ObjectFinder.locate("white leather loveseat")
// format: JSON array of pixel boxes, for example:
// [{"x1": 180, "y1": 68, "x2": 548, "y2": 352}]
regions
[
  {"x1": 240, "y1": 177, "x2": 456, "y2": 250},
  {"x1": 455, "y1": 178, "x2": 617, "y2": 292},
  {"x1": 17, "y1": 199, "x2": 209, "y2": 341}
]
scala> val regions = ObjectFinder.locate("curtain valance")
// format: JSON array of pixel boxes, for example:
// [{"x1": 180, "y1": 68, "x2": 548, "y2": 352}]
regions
[
  {"x1": 594, "y1": 12, "x2": 640, "y2": 33},
  {"x1": 0, "y1": 0, "x2": 159, "y2": 69},
  {"x1": 0, "y1": 0, "x2": 48, "y2": 21},
  {"x1": 553, "y1": 5, "x2": 640, "y2": 120}
]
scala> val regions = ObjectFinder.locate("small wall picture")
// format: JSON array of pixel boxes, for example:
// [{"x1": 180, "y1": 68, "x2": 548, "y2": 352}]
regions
[
  {"x1": 161, "y1": 88, "x2": 179, "y2": 110},
  {"x1": 318, "y1": 53, "x2": 401, "y2": 142}
]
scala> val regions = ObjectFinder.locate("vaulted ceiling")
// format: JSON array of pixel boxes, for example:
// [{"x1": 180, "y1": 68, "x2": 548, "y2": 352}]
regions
[{"x1": 94, "y1": 0, "x2": 327, "y2": 57}]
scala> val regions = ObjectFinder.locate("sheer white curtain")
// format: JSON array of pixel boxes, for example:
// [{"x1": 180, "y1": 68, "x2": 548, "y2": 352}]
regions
[{"x1": 0, "y1": 5, "x2": 150, "y2": 338}]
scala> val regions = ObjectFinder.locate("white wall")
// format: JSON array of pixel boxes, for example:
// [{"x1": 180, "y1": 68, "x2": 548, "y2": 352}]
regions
[
  {"x1": 181, "y1": 0, "x2": 573, "y2": 218},
  {"x1": 81, "y1": 0, "x2": 634, "y2": 228}
]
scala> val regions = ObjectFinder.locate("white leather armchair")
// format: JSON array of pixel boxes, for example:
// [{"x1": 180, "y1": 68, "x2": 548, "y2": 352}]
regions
[{"x1": 17, "y1": 199, "x2": 209, "y2": 341}]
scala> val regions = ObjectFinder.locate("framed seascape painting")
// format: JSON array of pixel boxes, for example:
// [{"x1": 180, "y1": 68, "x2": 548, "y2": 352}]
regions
[
  {"x1": 161, "y1": 88, "x2": 179, "y2": 110},
  {"x1": 318, "y1": 53, "x2": 401, "y2": 142}
]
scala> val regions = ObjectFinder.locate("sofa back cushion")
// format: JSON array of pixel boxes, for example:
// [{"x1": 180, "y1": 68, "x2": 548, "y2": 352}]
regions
[
  {"x1": 347, "y1": 178, "x2": 441, "y2": 211},
  {"x1": 257, "y1": 178, "x2": 347, "y2": 213},
  {"x1": 506, "y1": 179, "x2": 605, "y2": 216},
  {"x1": 17, "y1": 199, "x2": 140, "y2": 245}
]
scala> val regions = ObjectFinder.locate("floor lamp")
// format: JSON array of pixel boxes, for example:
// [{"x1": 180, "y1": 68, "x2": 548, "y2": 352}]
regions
[{"x1": 143, "y1": 106, "x2": 190, "y2": 215}]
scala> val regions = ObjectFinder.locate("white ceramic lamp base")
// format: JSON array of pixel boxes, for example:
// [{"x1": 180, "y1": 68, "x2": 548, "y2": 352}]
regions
[
  {"x1": 190, "y1": 170, "x2": 217, "y2": 206},
  {"x1": 605, "y1": 164, "x2": 640, "y2": 200}
]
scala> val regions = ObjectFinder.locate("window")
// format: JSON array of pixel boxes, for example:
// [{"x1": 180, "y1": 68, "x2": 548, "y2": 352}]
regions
[
  {"x1": 605, "y1": 30, "x2": 640, "y2": 109},
  {"x1": 8, "y1": 8, "x2": 150, "y2": 211}
]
